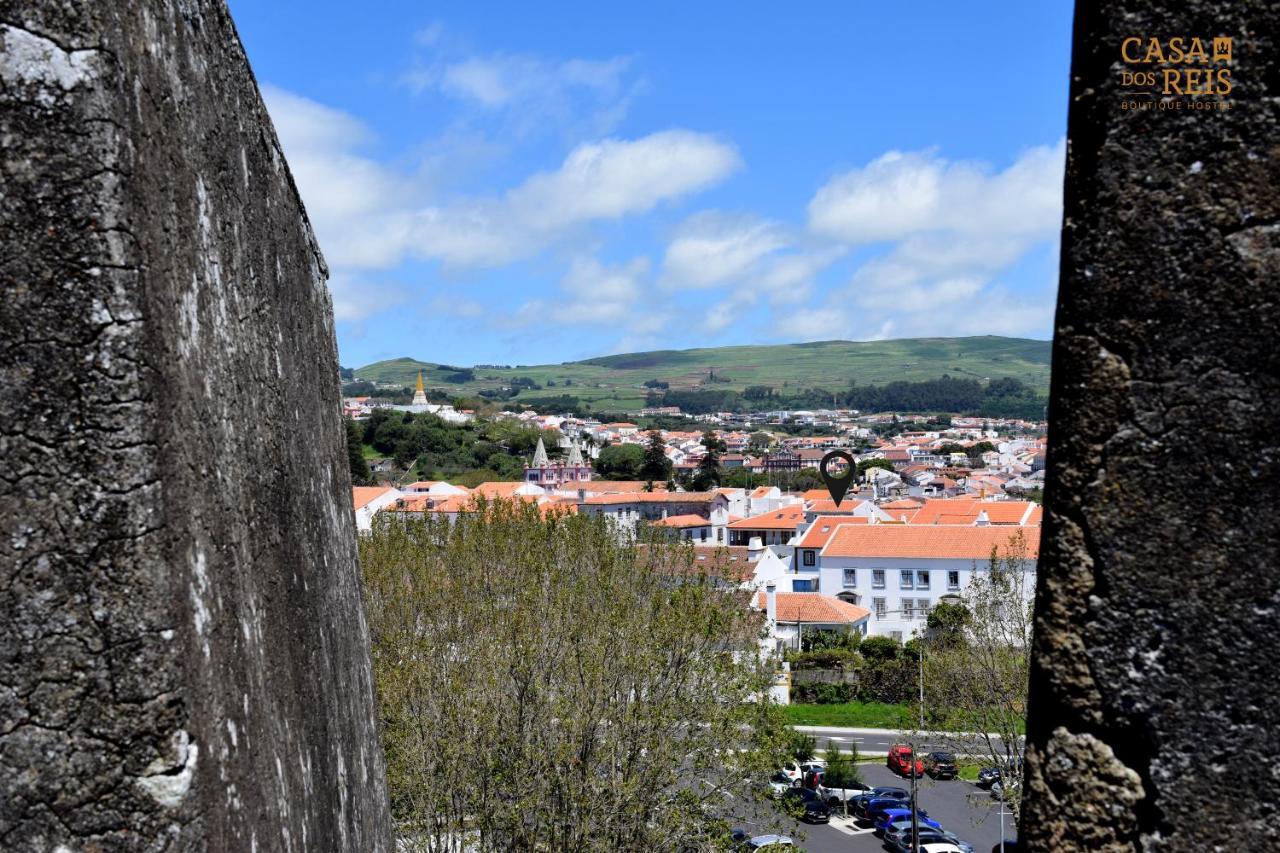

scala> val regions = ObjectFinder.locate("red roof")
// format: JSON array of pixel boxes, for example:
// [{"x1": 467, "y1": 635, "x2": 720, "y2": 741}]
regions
[
  {"x1": 755, "y1": 592, "x2": 871, "y2": 625},
  {"x1": 823, "y1": 526, "x2": 1040, "y2": 560},
  {"x1": 727, "y1": 505, "x2": 806, "y2": 530},
  {"x1": 652, "y1": 514, "x2": 712, "y2": 528},
  {"x1": 909, "y1": 499, "x2": 1037, "y2": 526},
  {"x1": 796, "y1": 516, "x2": 871, "y2": 548},
  {"x1": 352, "y1": 486, "x2": 395, "y2": 510},
  {"x1": 584, "y1": 492, "x2": 716, "y2": 506}
]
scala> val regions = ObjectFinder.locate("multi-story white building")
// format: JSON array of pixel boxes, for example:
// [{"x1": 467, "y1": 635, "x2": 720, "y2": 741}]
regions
[{"x1": 809, "y1": 524, "x2": 1039, "y2": 640}]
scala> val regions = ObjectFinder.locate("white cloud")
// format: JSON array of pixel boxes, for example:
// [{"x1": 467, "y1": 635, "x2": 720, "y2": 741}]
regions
[
  {"x1": 512, "y1": 256, "x2": 650, "y2": 326},
  {"x1": 508, "y1": 132, "x2": 741, "y2": 229},
  {"x1": 329, "y1": 274, "x2": 409, "y2": 322},
  {"x1": 662, "y1": 213, "x2": 788, "y2": 289},
  {"x1": 807, "y1": 140, "x2": 1065, "y2": 244},
  {"x1": 768, "y1": 140, "x2": 1065, "y2": 344}
]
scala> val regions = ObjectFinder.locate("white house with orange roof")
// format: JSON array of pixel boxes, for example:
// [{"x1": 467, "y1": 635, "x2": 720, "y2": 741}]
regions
[
  {"x1": 727, "y1": 504, "x2": 806, "y2": 547},
  {"x1": 756, "y1": 587, "x2": 872, "y2": 652},
  {"x1": 814, "y1": 525, "x2": 1040, "y2": 640},
  {"x1": 579, "y1": 490, "x2": 732, "y2": 541},
  {"x1": 402, "y1": 480, "x2": 469, "y2": 498},
  {"x1": 352, "y1": 485, "x2": 403, "y2": 533}
]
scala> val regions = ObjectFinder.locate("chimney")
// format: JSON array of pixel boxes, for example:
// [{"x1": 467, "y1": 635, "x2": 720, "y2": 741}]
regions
[
  {"x1": 765, "y1": 582, "x2": 778, "y2": 629},
  {"x1": 975, "y1": 509, "x2": 991, "y2": 526},
  {"x1": 748, "y1": 536, "x2": 764, "y2": 559}
]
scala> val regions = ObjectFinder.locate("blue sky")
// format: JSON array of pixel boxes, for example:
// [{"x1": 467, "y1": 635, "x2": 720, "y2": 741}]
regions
[{"x1": 229, "y1": 1, "x2": 1074, "y2": 369}]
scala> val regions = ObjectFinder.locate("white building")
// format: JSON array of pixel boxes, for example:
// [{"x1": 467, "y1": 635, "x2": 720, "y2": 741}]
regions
[
  {"x1": 811, "y1": 525, "x2": 1039, "y2": 640},
  {"x1": 352, "y1": 485, "x2": 403, "y2": 533}
]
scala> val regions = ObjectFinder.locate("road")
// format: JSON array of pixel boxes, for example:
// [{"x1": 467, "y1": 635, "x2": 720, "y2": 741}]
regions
[
  {"x1": 793, "y1": 725, "x2": 1015, "y2": 758},
  {"x1": 729, "y1": 761, "x2": 1015, "y2": 853}
]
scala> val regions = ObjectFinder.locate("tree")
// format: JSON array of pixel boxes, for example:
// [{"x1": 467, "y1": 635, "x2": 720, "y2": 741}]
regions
[
  {"x1": 639, "y1": 429, "x2": 672, "y2": 484},
  {"x1": 361, "y1": 503, "x2": 788, "y2": 851},
  {"x1": 857, "y1": 457, "x2": 895, "y2": 476},
  {"x1": 595, "y1": 443, "x2": 643, "y2": 480},
  {"x1": 916, "y1": 531, "x2": 1035, "y2": 826},
  {"x1": 692, "y1": 431, "x2": 724, "y2": 491},
  {"x1": 747, "y1": 431, "x2": 772, "y2": 454},
  {"x1": 345, "y1": 418, "x2": 372, "y2": 485}
]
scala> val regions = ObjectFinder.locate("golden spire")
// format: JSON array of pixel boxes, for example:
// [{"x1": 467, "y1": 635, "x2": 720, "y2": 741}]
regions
[{"x1": 415, "y1": 371, "x2": 425, "y2": 395}]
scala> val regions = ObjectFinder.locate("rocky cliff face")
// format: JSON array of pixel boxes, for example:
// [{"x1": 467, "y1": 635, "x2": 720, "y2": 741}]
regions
[
  {"x1": 1, "y1": 3, "x2": 390, "y2": 848},
  {"x1": 1024, "y1": 1, "x2": 1279, "y2": 849}
]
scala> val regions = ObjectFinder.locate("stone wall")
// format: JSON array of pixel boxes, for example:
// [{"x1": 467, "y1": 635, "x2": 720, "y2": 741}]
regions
[
  {"x1": 1, "y1": 2, "x2": 391, "y2": 849},
  {"x1": 1023, "y1": 1, "x2": 1279, "y2": 849}
]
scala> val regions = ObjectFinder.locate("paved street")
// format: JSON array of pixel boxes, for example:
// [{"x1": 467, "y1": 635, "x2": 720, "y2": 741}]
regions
[
  {"x1": 730, "y1": 761, "x2": 1014, "y2": 853},
  {"x1": 794, "y1": 725, "x2": 1016, "y2": 760}
]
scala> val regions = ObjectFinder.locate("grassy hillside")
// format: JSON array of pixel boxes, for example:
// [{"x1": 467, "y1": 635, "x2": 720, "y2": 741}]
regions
[{"x1": 353, "y1": 336, "x2": 1051, "y2": 411}]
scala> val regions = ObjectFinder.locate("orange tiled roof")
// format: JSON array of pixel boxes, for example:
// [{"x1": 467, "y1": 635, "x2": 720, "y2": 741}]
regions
[
  {"x1": 823, "y1": 526, "x2": 1040, "y2": 560},
  {"x1": 353, "y1": 486, "x2": 395, "y2": 510},
  {"x1": 805, "y1": 498, "x2": 864, "y2": 515},
  {"x1": 881, "y1": 498, "x2": 926, "y2": 509},
  {"x1": 727, "y1": 505, "x2": 806, "y2": 530},
  {"x1": 583, "y1": 491, "x2": 717, "y2": 506},
  {"x1": 909, "y1": 499, "x2": 1037, "y2": 526},
  {"x1": 562, "y1": 480, "x2": 666, "y2": 494},
  {"x1": 755, "y1": 592, "x2": 871, "y2": 624},
  {"x1": 652, "y1": 513, "x2": 712, "y2": 528},
  {"x1": 796, "y1": 516, "x2": 871, "y2": 548},
  {"x1": 471, "y1": 482, "x2": 533, "y2": 498},
  {"x1": 801, "y1": 489, "x2": 831, "y2": 501}
]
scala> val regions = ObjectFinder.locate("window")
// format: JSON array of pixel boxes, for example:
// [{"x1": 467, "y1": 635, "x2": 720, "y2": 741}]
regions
[
  {"x1": 916, "y1": 570, "x2": 930, "y2": 590},
  {"x1": 902, "y1": 599, "x2": 915, "y2": 619},
  {"x1": 900, "y1": 570, "x2": 914, "y2": 590},
  {"x1": 842, "y1": 569, "x2": 857, "y2": 588},
  {"x1": 873, "y1": 597, "x2": 887, "y2": 620},
  {"x1": 872, "y1": 569, "x2": 886, "y2": 589},
  {"x1": 803, "y1": 550, "x2": 816, "y2": 567},
  {"x1": 914, "y1": 598, "x2": 930, "y2": 619},
  {"x1": 793, "y1": 578, "x2": 815, "y2": 592},
  {"x1": 700, "y1": 528, "x2": 708, "y2": 542},
  {"x1": 890, "y1": 631, "x2": 904, "y2": 642},
  {"x1": 948, "y1": 570, "x2": 960, "y2": 591}
]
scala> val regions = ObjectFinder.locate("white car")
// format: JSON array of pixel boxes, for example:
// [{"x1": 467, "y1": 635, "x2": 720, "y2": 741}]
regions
[
  {"x1": 766, "y1": 771, "x2": 793, "y2": 798},
  {"x1": 817, "y1": 780, "x2": 871, "y2": 807},
  {"x1": 780, "y1": 759, "x2": 825, "y2": 783},
  {"x1": 919, "y1": 844, "x2": 965, "y2": 853}
]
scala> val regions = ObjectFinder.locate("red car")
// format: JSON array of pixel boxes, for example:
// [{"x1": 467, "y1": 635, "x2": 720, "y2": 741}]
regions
[{"x1": 886, "y1": 744, "x2": 924, "y2": 777}]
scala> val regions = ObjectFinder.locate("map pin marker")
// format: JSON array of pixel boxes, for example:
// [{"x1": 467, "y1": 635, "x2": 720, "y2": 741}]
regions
[{"x1": 820, "y1": 449, "x2": 856, "y2": 507}]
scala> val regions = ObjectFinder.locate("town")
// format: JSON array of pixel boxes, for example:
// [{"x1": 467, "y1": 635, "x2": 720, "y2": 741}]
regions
[{"x1": 349, "y1": 370, "x2": 1043, "y2": 647}]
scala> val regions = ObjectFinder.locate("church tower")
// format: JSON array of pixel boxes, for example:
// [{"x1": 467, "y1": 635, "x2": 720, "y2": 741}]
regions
[{"x1": 412, "y1": 371, "x2": 428, "y2": 406}]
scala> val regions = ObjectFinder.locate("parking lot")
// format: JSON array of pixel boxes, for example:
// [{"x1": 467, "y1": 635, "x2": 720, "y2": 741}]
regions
[{"x1": 732, "y1": 762, "x2": 1014, "y2": 852}]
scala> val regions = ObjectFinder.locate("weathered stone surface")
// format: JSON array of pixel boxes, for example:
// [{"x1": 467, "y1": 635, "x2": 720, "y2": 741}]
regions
[
  {"x1": 1024, "y1": 1, "x2": 1279, "y2": 849},
  {"x1": 1, "y1": 2, "x2": 390, "y2": 849}
]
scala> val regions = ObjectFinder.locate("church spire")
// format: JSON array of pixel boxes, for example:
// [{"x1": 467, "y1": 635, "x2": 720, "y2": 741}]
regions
[
  {"x1": 531, "y1": 436, "x2": 549, "y2": 467},
  {"x1": 566, "y1": 441, "x2": 583, "y2": 466},
  {"x1": 412, "y1": 371, "x2": 428, "y2": 406}
]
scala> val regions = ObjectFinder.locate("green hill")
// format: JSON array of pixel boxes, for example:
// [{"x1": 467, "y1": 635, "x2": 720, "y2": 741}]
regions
[{"x1": 353, "y1": 336, "x2": 1052, "y2": 413}]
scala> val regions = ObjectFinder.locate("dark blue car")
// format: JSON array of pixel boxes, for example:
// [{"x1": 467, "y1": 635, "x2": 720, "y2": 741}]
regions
[
  {"x1": 874, "y1": 807, "x2": 938, "y2": 837},
  {"x1": 865, "y1": 797, "x2": 920, "y2": 825}
]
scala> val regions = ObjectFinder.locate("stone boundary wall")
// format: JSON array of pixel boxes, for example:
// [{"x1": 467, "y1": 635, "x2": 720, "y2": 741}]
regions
[{"x1": 1, "y1": 3, "x2": 391, "y2": 848}]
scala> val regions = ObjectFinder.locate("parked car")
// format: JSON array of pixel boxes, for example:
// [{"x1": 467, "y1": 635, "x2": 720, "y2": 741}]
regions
[
  {"x1": 817, "y1": 779, "x2": 871, "y2": 808},
  {"x1": 924, "y1": 751, "x2": 958, "y2": 779},
  {"x1": 781, "y1": 787, "x2": 831, "y2": 824},
  {"x1": 888, "y1": 829, "x2": 976, "y2": 853},
  {"x1": 729, "y1": 830, "x2": 795, "y2": 850},
  {"x1": 990, "y1": 779, "x2": 1021, "y2": 801},
  {"x1": 766, "y1": 771, "x2": 793, "y2": 798},
  {"x1": 875, "y1": 807, "x2": 937, "y2": 837},
  {"x1": 780, "y1": 759, "x2": 825, "y2": 783},
  {"x1": 887, "y1": 744, "x2": 925, "y2": 777},
  {"x1": 989, "y1": 840, "x2": 1023, "y2": 852},
  {"x1": 851, "y1": 789, "x2": 909, "y2": 820},
  {"x1": 865, "y1": 797, "x2": 923, "y2": 825},
  {"x1": 919, "y1": 844, "x2": 966, "y2": 853},
  {"x1": 976, "y1": 758, "x2": 1023, "y2": 789}
]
